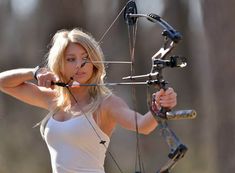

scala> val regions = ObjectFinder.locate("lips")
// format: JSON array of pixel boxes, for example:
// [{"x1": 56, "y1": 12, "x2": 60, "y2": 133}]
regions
[{"x1": 75, "y1": 72, "x2": 86, "y2": 77}]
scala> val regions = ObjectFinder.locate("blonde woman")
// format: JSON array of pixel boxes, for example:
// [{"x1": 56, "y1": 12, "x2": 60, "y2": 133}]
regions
[{"x1": 0, "y1": 28, "x2": 177, "y2": 173}]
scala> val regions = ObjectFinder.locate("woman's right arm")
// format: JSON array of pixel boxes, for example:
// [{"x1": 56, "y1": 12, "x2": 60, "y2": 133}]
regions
[{"x1": 0, "y1": 68, "x2": 56, "y2": 110}]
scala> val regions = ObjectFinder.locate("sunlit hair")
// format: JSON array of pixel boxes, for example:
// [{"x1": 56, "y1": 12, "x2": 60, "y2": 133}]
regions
[
  {"x1": 48, "y1": 28, "x2": 111, "y2": 107},
  {"x1": 39, "y1": 28, "x2": 111, "y2": 137}
]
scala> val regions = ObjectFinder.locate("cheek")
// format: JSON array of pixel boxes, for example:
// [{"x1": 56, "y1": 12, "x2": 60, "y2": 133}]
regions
[
  {"x1": 61, "y1": 64, "x2": 75, "y2": 80},
  {"x1": 87, "y1": 65, "x2": 94, "y2": 76},
  {"x1": 85, "y1": 65, "x2": 96, "y2": 82}
]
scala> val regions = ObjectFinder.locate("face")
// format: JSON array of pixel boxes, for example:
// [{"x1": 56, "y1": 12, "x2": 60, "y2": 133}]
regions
[{"x1": 62, "y1": 42, "x2": 94, "y2": 84}]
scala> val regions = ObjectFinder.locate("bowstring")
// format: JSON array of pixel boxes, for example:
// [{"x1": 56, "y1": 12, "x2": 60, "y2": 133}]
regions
[
  {"x1": 96, "y1": 1, "x2": 146, "y2": 173},
  {"x1": 98, "y1": 3, "x2": 127, "y2": 45},
  {"x1": 32, "y1": 1, "x2": 145, "y2": 172},
  {"x1": 55, "y1": 1, "x2": 145, "y2": 173},
  {"x1": 94, "y1": 2, "x2": 132, "y2": 173},
  {"x1": 66, "y1": 2, "x2": 129, "y2": 173},
  {"x1": 66, "y1": 86, "x2": 124, "y2": 173},
  {"x1": 127, "y1": 15, "x2": 145, "y2": 173},
  {"x1": 98, "y1": 0, "x2": 146, "y2": 172},
  {"x1": 48, "y1": 2, "x2": 128, "y2": 173}
]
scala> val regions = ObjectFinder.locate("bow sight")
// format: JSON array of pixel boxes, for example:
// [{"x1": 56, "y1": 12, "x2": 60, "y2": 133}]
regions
[{"x1": 123, "y1": 1, "x2": 197, "y2": 173}]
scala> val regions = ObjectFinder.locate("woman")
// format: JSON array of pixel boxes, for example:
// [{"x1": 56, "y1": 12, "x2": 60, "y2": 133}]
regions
[{"x1": 0, "y1": 28, "x2": 177, "y2": 173}]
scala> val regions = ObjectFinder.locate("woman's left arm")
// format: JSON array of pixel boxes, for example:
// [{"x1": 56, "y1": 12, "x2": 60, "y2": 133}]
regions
[{"x1": 106, "y1": 88, "x2": 177, "y2": 135}]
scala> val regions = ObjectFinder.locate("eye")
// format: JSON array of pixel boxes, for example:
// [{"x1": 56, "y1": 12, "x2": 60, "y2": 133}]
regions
[
  {"x1": 80, "y1": 56, "x2": 91, "y2": 68},
  {"x1": 82, "y1": 56, "x2": 90, "y2": 63},
  {"x1": 66, "y1": 57, "x2": 76, "y2": 62}
]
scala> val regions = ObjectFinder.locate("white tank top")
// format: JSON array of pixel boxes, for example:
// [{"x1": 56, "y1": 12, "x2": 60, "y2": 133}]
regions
[{"x1": 44, "y1": 112, "x2": 110, "y2": 173}]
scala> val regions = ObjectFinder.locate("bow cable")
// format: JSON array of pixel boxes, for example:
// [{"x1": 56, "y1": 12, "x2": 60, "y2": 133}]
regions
[
  {"x1": 124, "y1": 0, "x2": 145, "y2": 172},
  {"x1": 67, "y1": 88, "x2": 124, "y2": 173}
]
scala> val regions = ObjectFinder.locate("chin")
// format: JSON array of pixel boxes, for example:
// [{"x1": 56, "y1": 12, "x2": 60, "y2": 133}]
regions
[{"x1": 73, "y1": 78, "x2": 90, "y2": 84}]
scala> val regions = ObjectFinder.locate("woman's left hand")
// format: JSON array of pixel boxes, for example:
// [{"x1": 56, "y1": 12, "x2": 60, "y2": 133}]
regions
[{"x1": 153, "y1": 87, "x2": 177, "y2": 111}]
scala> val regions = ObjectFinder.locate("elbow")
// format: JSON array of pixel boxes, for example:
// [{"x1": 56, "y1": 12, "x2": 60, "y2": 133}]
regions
[
  {"x1": 0, "y1": 73, "x2": 6, "y2": 90},
  {"x1": 141, "y1": 130, "x2": 151, "y2": 135},
  {"x1": 139, "y1": 127, "x2": 155, "y2": 135},
  {"x1": 0, "y1": 78, "x2": 7, "y2": 92},
  {"x1": 0, "y1": 79, "x2": 4, "y2": 91},
  {"x1": 137, "y1": 117, "x2": 158, "y2": 135},
  {"x1": 0, "y1": 79, "x2": 10, "y2": 92}
]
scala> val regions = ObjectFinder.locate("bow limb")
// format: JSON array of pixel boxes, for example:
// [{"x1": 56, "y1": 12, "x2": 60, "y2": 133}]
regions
[{"x1": 154, "y1": 118, "x2": 188, "y2": 173}]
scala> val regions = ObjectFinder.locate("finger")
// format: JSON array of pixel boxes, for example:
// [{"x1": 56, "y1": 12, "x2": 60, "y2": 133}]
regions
[
  {"x1": 165, "y1": 87, "x2": 174, "y2": 92},
  {"x1": 160, "y1": 99, "x2": 176, "y2": 105},
  {"x1": 37, "y1": 74, "x2": 49, "y2": 86},
  {"x1": 45, "y1": 80, "x2": 52, "y2": 88},
  {"x1": 50, "y1": 77, "x2": 57, "y2": 90},
  {"x1": 160, "y1": 97, "x2": 175, "y2": 102},
  {"x1": 159, "y1": 99, "x2": 177, "y2": 108},
  {"x1": 160, "y1": 93, "x2": 177, "y2": 101},
  {"x1": 159, "y1": 88, "x2": 165, "y2": 94},
  {"x1": 42, "y1": 77, "x2": 48, "y2": 87},
  {"x1": 160, "y1": 94, "x2": 176, "y2": 102},
  {"x1": 154, "y1": 89, "x2": 164, "y2": 100},
  {"x1": 164, "y1": 87, "x2": 176, "y2": 96},
  {"x1": 37, "y1": 75, "x2": 44, "y2": 86},
  {"x1": 161, "y1": 89, "x2": 177, "y2": 98}
]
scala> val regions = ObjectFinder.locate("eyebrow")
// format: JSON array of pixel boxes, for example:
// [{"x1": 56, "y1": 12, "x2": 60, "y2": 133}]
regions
[
  {"x1": 81, "y1": 52, "x2": 88, "y2": 56},
  {"x1": 65, "y1": 52, "x2": 88, "y2": 57}
]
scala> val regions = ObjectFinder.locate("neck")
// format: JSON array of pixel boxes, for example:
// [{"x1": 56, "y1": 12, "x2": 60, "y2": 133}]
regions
[{"x1": 68, "y1": 86, "x2": 91, "y2": 106}]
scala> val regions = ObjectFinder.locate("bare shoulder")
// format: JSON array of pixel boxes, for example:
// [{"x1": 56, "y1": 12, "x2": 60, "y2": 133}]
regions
[
  {"x1": 101, "y1": 94, "x2": 129, "y2": 111},
  {"x1": 95, "y1": 94, "x2": 129, "y2": 135},
  {"x1": 100, "y1": 94, "x2": 130, "y2": 121}
]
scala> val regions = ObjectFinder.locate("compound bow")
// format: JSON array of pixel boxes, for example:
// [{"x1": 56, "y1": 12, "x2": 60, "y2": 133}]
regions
[
  {"x1": 52, "y1": 1, "x2": 197, "y2": 173},
  {"x1": 122, "y1": 1, "x2": 196, "y2": 173}
]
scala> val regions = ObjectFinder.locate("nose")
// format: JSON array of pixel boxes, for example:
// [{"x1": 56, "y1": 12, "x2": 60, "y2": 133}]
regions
[
  {"x1": 80, "y1": 61, "x2": 86, "y2": 68},
  {"x1": 75, "y1": 59, "x2": 85, "y2": 69},
  {"x1": 80, "y1": 59, "x2": 89, "y2": 68}
]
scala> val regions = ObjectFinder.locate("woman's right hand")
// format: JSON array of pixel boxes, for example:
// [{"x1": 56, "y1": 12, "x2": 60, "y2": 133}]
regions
[{"x1": 35, "y1": 68, "x2": 58, "y2": 89}]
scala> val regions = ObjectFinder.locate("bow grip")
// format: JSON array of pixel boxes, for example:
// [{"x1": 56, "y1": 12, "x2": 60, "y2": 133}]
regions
[{"x1": 158, "y1": 86, "x2": 171, "y2": 119}]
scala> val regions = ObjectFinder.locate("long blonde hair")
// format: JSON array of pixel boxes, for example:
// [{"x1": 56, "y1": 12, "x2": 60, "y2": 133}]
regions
[{"x1": 39, "y1": 28, "x2": 111, "y2": 137}]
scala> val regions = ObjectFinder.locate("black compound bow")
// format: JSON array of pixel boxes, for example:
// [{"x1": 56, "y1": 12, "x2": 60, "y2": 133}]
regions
[
  {"x1": 122, "y1": 1, "x2": 196, "y2": 173},
  {"x1": 52, "y1": 1, "x2": 197, "y2": 173}
]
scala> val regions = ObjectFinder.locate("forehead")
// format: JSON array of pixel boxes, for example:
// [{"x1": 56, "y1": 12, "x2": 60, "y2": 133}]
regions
[{"x1": 65, "y1": 42, "x2": 87, "y2": 56}]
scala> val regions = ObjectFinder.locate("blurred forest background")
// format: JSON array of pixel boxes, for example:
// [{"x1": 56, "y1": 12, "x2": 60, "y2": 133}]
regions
[{"x1": 0, "y1": 0, "x2": 234, "y2": 173}]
